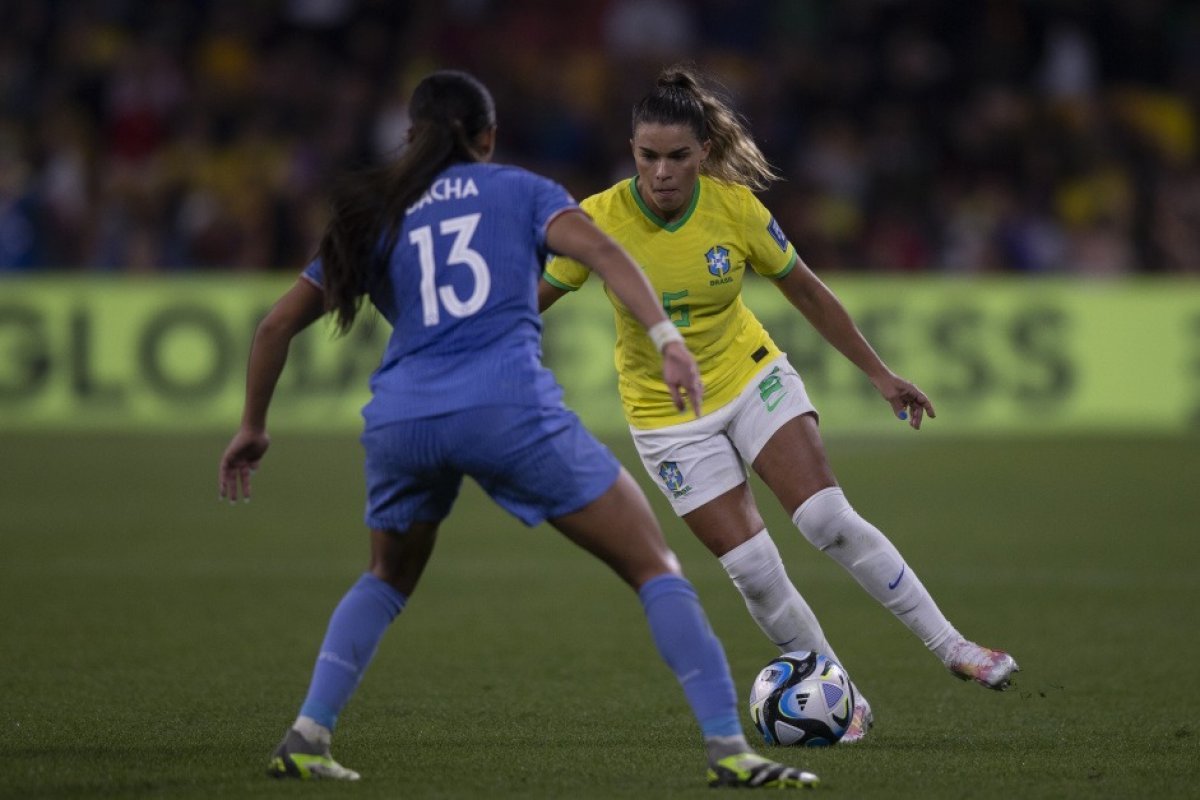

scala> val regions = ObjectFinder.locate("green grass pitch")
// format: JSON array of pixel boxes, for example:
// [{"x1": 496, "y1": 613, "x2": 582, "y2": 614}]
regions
[{"x1": 1, "y1": 432, "x2": 1197, "y2": 798}]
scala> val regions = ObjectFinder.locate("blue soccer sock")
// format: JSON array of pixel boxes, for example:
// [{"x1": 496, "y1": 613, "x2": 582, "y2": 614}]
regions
[
  {"x1": 297, "y1": 572, "x2": 407, "y2": 731},
  {"x1": 638, "y1": 573, "x2": 742, "y2": 739}
]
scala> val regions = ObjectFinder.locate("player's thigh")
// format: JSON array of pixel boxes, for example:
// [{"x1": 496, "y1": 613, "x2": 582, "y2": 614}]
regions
[
  {"x1": 549, "y1": 468, "x2": 679, "y2": 590},
  {"x1": 723, "y1": 356, "x2": 836, "y2": 514},
  {"x1": 680, "y1": 482, "x2": 766, "y2": 558},
  {"x1": 751, "y1": 414, "x2": 838, "y2": 516}
]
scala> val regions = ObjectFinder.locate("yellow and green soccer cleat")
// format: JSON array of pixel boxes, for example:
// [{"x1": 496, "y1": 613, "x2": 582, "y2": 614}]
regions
[
  {"x1": 707, "y1": 752, "x2": 819, "y2": 789},
  {"x1": 266, "y1": 729, "x2": 361, "y2": 781}
]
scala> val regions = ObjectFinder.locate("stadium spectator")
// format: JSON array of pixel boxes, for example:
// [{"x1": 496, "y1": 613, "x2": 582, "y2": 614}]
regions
[{"x1": 2, "y1": 0, "x2": 1199, "y2": 273}]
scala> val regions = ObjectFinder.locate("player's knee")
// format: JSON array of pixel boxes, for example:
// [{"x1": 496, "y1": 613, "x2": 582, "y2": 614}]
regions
[
  {"x1": 633, "y1": 559, "x2": 685, "y2": 593},
  {"x1": 650, "y1": 548, "x2": 684, "y2": 580},
  {"x1": 368, "y1": 530, "x2": 436, "y2": 595},
  {"x1": 643, "y1": 546, "x2": 681, "y2": 578},
  {"x1": 791, "y1": 486, "x2": 857, "y2": 552},
  {"x1": 368, "y1": 563, "x2": 409, "y2": 594},
  {"x1": 623, "y1": 546, "x2": 683, "y2": 591},
  {"x1": 719, "y1": 529, "x2": 786, "y2": 599}
]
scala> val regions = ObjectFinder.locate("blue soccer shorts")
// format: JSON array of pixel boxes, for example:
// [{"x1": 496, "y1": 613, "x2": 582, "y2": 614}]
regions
[{"x1": 360, "y1": 403, "x2": 621, "y2": 531}]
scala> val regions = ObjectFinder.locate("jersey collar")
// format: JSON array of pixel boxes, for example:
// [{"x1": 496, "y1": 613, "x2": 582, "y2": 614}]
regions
[{"x1": 629, "y1": 177, "x2": 701, "y2": 232}]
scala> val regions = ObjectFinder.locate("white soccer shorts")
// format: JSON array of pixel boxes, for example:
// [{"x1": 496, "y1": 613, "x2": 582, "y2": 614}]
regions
[{"x1": 630, "y1": 355, "x2": 818, "y2": 516}]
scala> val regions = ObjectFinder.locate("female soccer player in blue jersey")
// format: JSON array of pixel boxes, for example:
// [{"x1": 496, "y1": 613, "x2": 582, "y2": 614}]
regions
[
  {"x1": 218, "y1": 70, "x2": 816, "y2": 789},
  {"x1": 541, "y1": 65, "x2": 1020, "y2": 742}
]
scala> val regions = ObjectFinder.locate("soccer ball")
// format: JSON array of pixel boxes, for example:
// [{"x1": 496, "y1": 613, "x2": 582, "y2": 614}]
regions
[{"x1": 748, "y1": 650, "x2": 855, "y2": 747}]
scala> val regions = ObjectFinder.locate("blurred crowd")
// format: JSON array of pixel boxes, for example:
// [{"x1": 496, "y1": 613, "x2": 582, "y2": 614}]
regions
[{"x1": 3, "y1": 0, "x2": 1200, "y2": 274}]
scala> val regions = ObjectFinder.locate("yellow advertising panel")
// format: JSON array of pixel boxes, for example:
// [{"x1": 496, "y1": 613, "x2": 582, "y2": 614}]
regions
[
  {"x1": 551, "y1": 276, "x2": 1200, "y2": 436},
  {"x1": 1, "y1": 275, "x2": 1197, "y2": 435},
  {"x1": 0, "y1": 277, "x2": 387, "y2": 431}
]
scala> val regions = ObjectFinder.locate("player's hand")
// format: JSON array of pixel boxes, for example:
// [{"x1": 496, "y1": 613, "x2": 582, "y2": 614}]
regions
[
  {"x1": 662, "y1": 341, "x2": 704, "y2": 417},
  {"x1": 219, "y1": 427, "x2": 270, "y2": 503},
  {"x1": 873, "y1": 372, "x2": 936, "y2": 430}
]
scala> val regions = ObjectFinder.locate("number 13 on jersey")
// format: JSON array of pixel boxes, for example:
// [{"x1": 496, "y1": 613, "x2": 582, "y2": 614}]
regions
[{"x1": 409, "y1": 212, "x2": 492, "y2": 326}]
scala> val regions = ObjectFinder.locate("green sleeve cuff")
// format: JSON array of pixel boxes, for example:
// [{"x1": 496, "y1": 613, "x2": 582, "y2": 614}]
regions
[
  {"x1": 542, "y1": 272, "x2": 579, "y2": 292},
  {"x1": 769, "y1": 251, "x2": 799, "y2": 281}
]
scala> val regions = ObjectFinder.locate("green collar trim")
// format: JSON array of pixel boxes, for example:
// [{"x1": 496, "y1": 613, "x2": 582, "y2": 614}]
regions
[{"x1": 629, "y1": 177, "x2": 700, "y2": 232}]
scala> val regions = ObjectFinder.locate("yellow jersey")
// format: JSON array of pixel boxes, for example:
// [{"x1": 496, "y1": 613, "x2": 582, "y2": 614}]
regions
[{"x1": 544, "y1": 175, "x2": 798, "y2": 429}]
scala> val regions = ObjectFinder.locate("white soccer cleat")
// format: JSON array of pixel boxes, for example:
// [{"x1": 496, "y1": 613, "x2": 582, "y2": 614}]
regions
[
  {"x1": 946, "y1": 640, "x2": 1020, "y2": 691},
  {"x1": 840, "y1": 685, "x2": 873, "y2": 743}
]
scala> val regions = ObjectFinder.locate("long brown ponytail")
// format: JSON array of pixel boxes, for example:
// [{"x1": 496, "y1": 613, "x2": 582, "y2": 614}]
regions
[
  {"x1": 632, "y1": 63, "x2": 779, "y2": 192},
  {"x1": 318, "y1": 71, "x2": 496, "y2": 334}
]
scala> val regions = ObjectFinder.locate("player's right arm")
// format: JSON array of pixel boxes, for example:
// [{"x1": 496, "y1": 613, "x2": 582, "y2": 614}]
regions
[
  {"x1": 219, "y1": 278, "x2": 325, "y2": 502},
  {"x1": 544, "y1": 209, "x2": 702, "y2": 416}
]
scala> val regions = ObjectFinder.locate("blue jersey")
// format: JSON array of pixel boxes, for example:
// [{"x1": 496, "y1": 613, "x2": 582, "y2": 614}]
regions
[{"x1": 303, "y1": 162, "x2": 578, "y2": 428}]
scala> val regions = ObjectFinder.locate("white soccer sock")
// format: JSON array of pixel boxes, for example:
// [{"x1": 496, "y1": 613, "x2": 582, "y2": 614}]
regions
[
  {"x1": 792, "y1": 487, "x2": 959, "y2": 660},
  {"x1": 718, "y1": 529, "x2": 844, "y2": 665},
  {"x1": 293, "y1": 715, "x2": 332, "y2": 748},
  {"x1": 704, "y1": 733, "x2": 753, "y2": 764}
]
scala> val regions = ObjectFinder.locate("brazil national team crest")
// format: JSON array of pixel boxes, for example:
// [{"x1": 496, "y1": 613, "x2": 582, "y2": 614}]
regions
[
  {"x1": 767, "y1": 217, "x2": 789, "y2": 252},
  {"x1": 658, "y1": 461, "x2": 693, "y2": 499},
  {"x1": 706, "y1": 245, "x2": 733, "y2": 285}
]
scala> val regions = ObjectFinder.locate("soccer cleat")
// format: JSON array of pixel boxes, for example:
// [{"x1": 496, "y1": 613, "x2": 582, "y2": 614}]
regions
[
  {"x1": 840, "y1": 686, "x2": 873, "y2": 744},
  {"x1": 947, "y1": 640, "x2": 1020, "y2": 691},
  {"x1": 266, "y1": 728, "x2": 361, "y2": 781},
  {"x1": 707, "y1": 752, "x2": 819, "y2": 789}
]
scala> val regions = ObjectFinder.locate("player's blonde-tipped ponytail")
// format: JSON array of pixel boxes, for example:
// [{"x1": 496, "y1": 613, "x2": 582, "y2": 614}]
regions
[{"x1": 633, "y1": 64, "x2": 779, "y2": 192}]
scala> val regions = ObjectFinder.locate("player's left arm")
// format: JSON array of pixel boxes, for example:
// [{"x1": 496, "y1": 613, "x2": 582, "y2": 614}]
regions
[{"x1": 773, "y1": 260, "x2": 936, "y2": 429}]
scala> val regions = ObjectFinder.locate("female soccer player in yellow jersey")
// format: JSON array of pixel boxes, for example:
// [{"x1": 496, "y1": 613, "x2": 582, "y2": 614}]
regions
[{"x1": 540, "y1": 64, "x2": 1019, "y2": 742}]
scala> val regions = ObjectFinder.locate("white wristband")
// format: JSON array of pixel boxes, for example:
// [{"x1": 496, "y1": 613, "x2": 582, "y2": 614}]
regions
[{"x1": 647, "y1": 320, "x2": 684, "y2": 353}]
